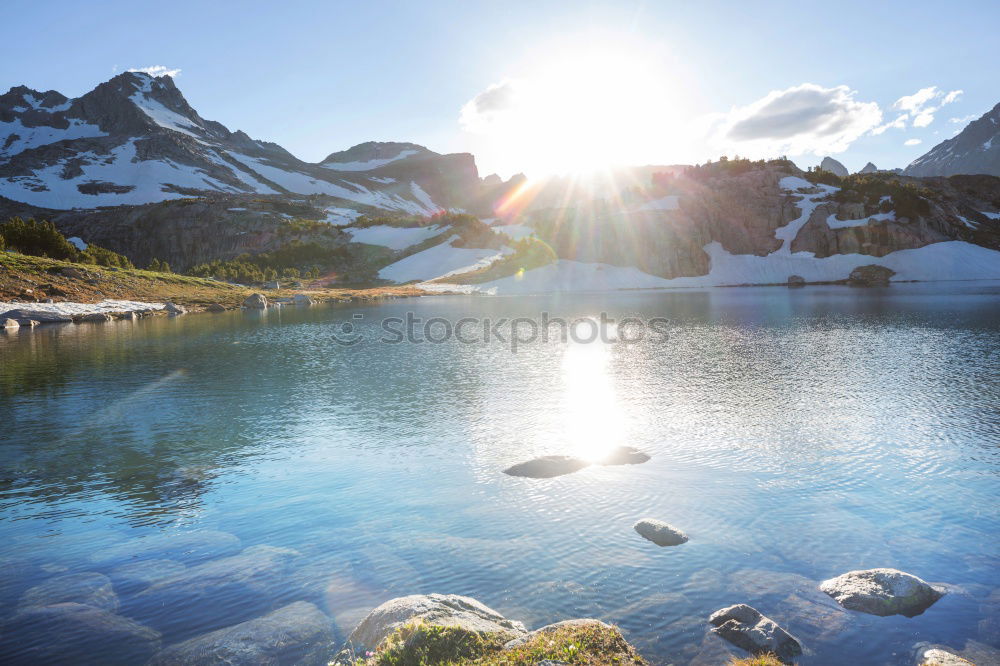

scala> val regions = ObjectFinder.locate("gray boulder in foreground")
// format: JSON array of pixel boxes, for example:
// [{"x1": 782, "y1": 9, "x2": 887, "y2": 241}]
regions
[
  {"x1": 503, "y1": 618, "x2": 611, "y2": 649},
  {"x1": 243, "y1": 293, "x2": 268, "y2": 308},
  {"x1": 503, "y1": 455, "x2": 590, "y2": 478},
  {"x1": 709, "y1": 603, "x2": 802, "y2": 663},
  {"x1": 0, "y1": 602, "x2": 161, "y2": 665},
  {"x1": 18, "y1": 572, "x2": 118, "y2": 612},
  {"x1": 346, "y1": 593, "x2": 527, "y2": 654},
  {"x1": 634, "y1": 518, "x2": 688, "y2": 546},
  {"x1": 820, "y1": 568, "x2": 944, "y2": 617},
  {"x1": 147, "y1": 601, "x2": 334, "y2": 666},
  {"x1": 913, "y1": 645, "x2": 973, "y2": 665}
]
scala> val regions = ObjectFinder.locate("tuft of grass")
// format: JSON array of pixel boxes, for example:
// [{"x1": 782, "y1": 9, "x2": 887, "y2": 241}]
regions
[
  {"x1": 354, "y1": 622, "x2": 645, "y2": 666},
  {"x1": 729, "y1": 654, "x2": 785, "y2": 666}
]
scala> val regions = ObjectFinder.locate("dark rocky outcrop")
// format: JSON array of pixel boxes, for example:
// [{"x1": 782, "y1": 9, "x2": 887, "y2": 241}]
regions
[
  {"x1": 708, "y1": 604, "x2": 802, "y2": 663},
  {"x1": 905, "y1": 102, "x2": 1000, "y2": 177},
  {"x1": 848, "y1": 264, "x2": 896, "y2": 286}
]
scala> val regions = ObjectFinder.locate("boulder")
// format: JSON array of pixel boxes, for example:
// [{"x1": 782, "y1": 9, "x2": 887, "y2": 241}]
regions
[
  {"x1": 2, "y1": 309, "x2": 73, "y2": 323},
  {"x1": 633, "y1": 518, "x2": 689, "y2": 546},
  {"x1": 60, "y1": 266, "x2": 87, "y2": 279},
  {"x1": 2, "y1": 318, "x2": 18, "y2": 329},
  {"x1": 264, "y1": 281, "x2": 280, "y2": 290},
  {"x1": 147, "y1": 601, "x2": 334, "y2": 666},
  {"x1": 130, "y1": 545, "x2": 301, "y2": 637},
  {"x1": 820, "y1": 156, "x2": 849, "y2": 178},
  {"x1": 244, "y1": 293, "x2": 268, "y2": 309},
  {"x1": 819, "y1": 568, "x2": 944, "y2": 616},
  {"x1": 848, "y1": 264, "x2": 896, "y2": 286},
  {"x1": 164, "y1": 302, "x2": 186, "y2": 315},
  {"x1": 78, "y1": 312, "x2": 112, "y2": 322},
  {"x1": 0, "y1": 602, "x2": 161, "y2": 665},
  {"x1": 293, "y1": 293, "x2": 315, "y2": 306},
  {"x1": 787, "y1": 275, "x2": 806, "y2": 287},
  {"x1": 503, "y1": 455, "x2": 590, "y2": 478},
  {"x1": 914, "y1": 645, "x2": 973, "y2": 665},
  {"x1": 108, "y1": 559, "x2": 186, "y2": 594},
  {"x1": 503, "y1": 619, "x2": 610, "y2": 649},
  {"x1": 596, "y1": 446, "x2": 651, "y2": 466},
  {"x1": 708, "y1": 604, "x2": 802, "y2": 663},
  {"x1": 206, "y1": 303, "x2": 227, "y2": 312},
  {"x1": 346, "y1": 593, "x2": 527, "y2": 654},
  {"x1": 18, "y1": 572, "x2": 118, "y2": 612},
  {"x1": 89, "y1": 529, "x2": 241, "y2": 567}
]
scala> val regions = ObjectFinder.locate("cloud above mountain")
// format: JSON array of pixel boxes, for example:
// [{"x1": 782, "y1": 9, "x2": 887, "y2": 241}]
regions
[
  {"x1": 127, "y1": 65, "x2": 182, "y2": 78},
  {"x1": 873, "y1": 86, "x2": 962, "y2": 133},
  {"x1": 711, "y1": 83, "x2": 882, "y2": 157},
  {"x1": 460, "y1": 79, "x2": 519, "y2": 132}
]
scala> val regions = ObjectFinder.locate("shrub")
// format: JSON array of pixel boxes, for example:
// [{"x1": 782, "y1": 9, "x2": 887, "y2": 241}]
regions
[{"x1": 0, "y1": 217, "x2": 78, "y2": 260}]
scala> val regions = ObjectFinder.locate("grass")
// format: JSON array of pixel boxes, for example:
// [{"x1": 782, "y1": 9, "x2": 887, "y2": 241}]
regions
[
  {"x1": 353, "y1": 622, "x2": 645, "y2": 666},
  {"x1": 0, "y1": 251, "x2": 427, "y2": 309},
  {"x1": 729, "y1": 655, "x2": 785, "y2": 666}
]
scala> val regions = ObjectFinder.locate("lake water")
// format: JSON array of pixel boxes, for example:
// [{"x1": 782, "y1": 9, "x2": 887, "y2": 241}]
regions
[{"x1": 1, "y1": 283, "x2": 999, "y2": 664}]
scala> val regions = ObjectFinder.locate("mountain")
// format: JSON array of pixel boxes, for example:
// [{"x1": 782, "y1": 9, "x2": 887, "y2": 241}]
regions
[
  {"x1": 820, "y1": 157, "x2": 849, "y2": 178},
  {"x1": 904, "y1": 102, "x2": 1000, "y2": 177},
  {"x1": 858, "y1": 162, "x2": 878, "y2": 174},
  {"x1": 0, "y1": 72, "x2": 494, "y2": 215}
]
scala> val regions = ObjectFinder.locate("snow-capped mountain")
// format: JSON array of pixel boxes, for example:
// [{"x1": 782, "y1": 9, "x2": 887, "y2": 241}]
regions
[
  {"x1": 0, "y1": 72, "x2": 484, "y2": 213},
  {"x1": 904, "y1": 102, "x2": 1000, "y2": 177}
]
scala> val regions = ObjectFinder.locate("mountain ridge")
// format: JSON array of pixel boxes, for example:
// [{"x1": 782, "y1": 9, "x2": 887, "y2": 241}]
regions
[{"x1": 904, "y1": 102, "x2": 1000, "y2": 177}]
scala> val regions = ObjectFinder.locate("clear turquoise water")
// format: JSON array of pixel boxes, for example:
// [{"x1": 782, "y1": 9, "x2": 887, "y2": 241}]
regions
[{"x1": 1, "y1": 283, "x2": 998, "y2": 664}]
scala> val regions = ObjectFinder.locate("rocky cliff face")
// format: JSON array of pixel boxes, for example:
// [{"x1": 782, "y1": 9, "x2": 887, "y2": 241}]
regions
[
  {"x1": 905, "y1": 102, "x2": 1000, "y2": 177},
  {"x1": 820, "y1": 157, "x2": 849, "y2": 178}
]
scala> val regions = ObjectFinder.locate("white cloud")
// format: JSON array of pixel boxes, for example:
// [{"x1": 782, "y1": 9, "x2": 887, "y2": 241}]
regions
[
  {"x1": 888, "y1": 86, "x2": 961, "y2": 130},
  {"x1": 872, "y1": 113, "x2": 908, "y2": 135},
  {"x1": 949, "y1": 113, "x2": 977, "y2": 124},
  {"x1": 710, "y1": 83, "x2": 881, "y2": 157},
  {"x1": 904, "y1": 138, "x2": 922, "y2": 146},
  {"x1": 127, "y1": 65, "x2": 181, "y2": 78},
  {"x1": 460, "y1": 79, "x2": 520, "y2": 133}
]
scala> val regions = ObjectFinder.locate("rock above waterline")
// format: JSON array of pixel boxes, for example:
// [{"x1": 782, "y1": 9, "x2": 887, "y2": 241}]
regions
[
  {"x1": 2, "y1": 308, "x2": 73, "y2": 323},
  {"x1": 787, "y1": 275, "x2": 806, "y2": 287},
  {"x1": 819, "y1": 568, "x2": 944, "y2": 617},
  {"x1": 0, "y1": 602, "x2": 161, "y2": 665},
  {"x1": 164, "y1": 302, "x2": 186, "y2": 315},
  {"x1": 78, "y1": 312, "x2": 112, "y2": 322},
  {"x1": 147, "y1": 601, "x2": 334, "y2": 666},
  {"x1": 18, "y1": 572, "x2": 118, "y2": 612},
  {"x1": 914, "y1": 645, "x2": 973, "y2": 665},
  {"x1": 503, "y1": 455, "x2": 590, "y2": 478},
  {"x1": 708, "y1": 603, "x2": 802, "y2": 663},
  {"x1": 206, "y1": 303, "x2": 227, "y2": 312},
  {"x1": 2, "y1": 318, "x2": 18, "y2": 329},
  {"x1": 502, "y1": 618, "x2": 611, "y2": 649},
  {"x1": 293, "y1": 293, "x2": 315, "y2": 305},
  {"x1": 848, "y1": 264, "x2": 896, "y2": 286},
  {"x1": 634, "y1": 518, "x2": 688, "y2": 546},
  {"x1": 244, "y1": 293, "x2": 268, "y2": 308},
  {"x1": 598, "y1": 446, "x2": 651, "y2": 466},
  {"x1": 346, "y1": 593, "x2": 527, "y2": 654}
]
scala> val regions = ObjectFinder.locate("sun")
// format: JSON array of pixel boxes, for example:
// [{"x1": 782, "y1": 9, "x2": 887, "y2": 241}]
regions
[{"x1": 464, "y1": 38, "x2": 686, "y2": 177}]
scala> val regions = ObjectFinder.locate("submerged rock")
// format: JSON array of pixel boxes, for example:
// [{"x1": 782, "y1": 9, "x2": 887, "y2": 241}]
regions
[
  {"x1": 147, "y1": 601, "x2": 334, "y2": 666},
  {"x1": 596, "y1": 446, "x2": 651, "y2": 466},
  {"x1": 820, "y1": 568, "x2": 944, "y2": 616},
  {"x1": 503, "y1": 455, "x2": 590, "y2": 479},
  {"x1": 89, "y1": 529, "x2": 241, "y2": 566},
  {"x1": 130, "y1": 545, "x2": 301, "y2": 636},
  {"x1": 346, "y1": 593, "x2": 527, "y2": 654},
  {"x1": 503, "y1": 618, "x2": 611, "y2": 649},
  {"x1": 708, "y1": 603, "x2": 802, "y2": 663},
  {"x1": 244, "y1": 293, "x2": 268, "y2": 308},
  {"x1": 848, "y1": 264, "x2": 896, "y2": 286},
  {"x1": 109, "y1": 559, "x2": 186, "y2": 594},
  {"x1": 18, "y1": 572, "x2": 118, "y2": 612},
  {"x1": 634, "y1": 518, "x2": 688, "y2": 546},
  {"x1": 0, "y1": 602, "x2": 161, "y2": 665}
]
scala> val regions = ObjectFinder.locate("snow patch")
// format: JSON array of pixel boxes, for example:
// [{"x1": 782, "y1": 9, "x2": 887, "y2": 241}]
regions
[
  {"x1": 826, "y1": 211, "x2": 896, "y2": 229},
  {"x1": 346, "y1": 224, "x2": 445, "y2": 250},
  {"x1": 379, "y1": 236, "x2": 512, "y2": 282},
  {"x1": 67, "y1": 236, "x2": 87, "y2": 250},
  {"x1": 321, "y1": 149, "x2": 418, "y2": 171},
  {"x1": 492, "y1": 223, "x2": 536, "y2": 241},
  {"x1": 0, "y1": 118, "x2": 107, "y2": 157},
  {"x1": 0, "y1": 299, "x2": 165, "y2": 317}
]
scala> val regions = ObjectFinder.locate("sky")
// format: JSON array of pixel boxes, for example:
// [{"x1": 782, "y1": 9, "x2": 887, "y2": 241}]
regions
[{"x1": 2, "y1": 0, "x2": 998, "y2": 178}]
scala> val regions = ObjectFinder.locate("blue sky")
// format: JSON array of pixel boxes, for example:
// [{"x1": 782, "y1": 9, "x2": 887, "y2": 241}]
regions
[{"x1": 3, "y1": 0, "x2": 997, "y2": 177}]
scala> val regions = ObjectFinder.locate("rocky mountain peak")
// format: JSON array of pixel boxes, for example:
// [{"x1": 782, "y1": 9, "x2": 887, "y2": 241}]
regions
[
  {"x1": 905, "y1": 102, "x2": 1000, "y2": 177},
  {"x1": 858, "y1": 162, "x2": 878, "y2": 174},
  {"x1": 320, "y1": 141, "x2": 433, "y2": 170},
  {"x1": 820, "y1": 156, "x2": 849, "y2": 178}
]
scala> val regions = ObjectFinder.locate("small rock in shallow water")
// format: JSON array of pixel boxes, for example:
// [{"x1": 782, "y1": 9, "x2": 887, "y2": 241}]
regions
[
  {"x1": 164, "y1": 302, "x2": 186, "y2": 315},
  {"x1": 503, "y1": 455, "x2": 591, "y2": 478},
  {"x1": 146, "y1": 601, "x2": 334, "y2": 666},
  {"x1": 819, "y1": 568, "x2": 944, "y2": 617},
  {"x1": 634, "y1": 518, "x2": 688, "y2": 546},
  {"x1": 18, "y1": 572, "x2": 119, "y2": 612},
  {"x1": 243, "y1": 293, "x2": 268, "y2": 308},
  {"x1": 708, "y1": 603, "x2": 802, "y2": 663}
]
